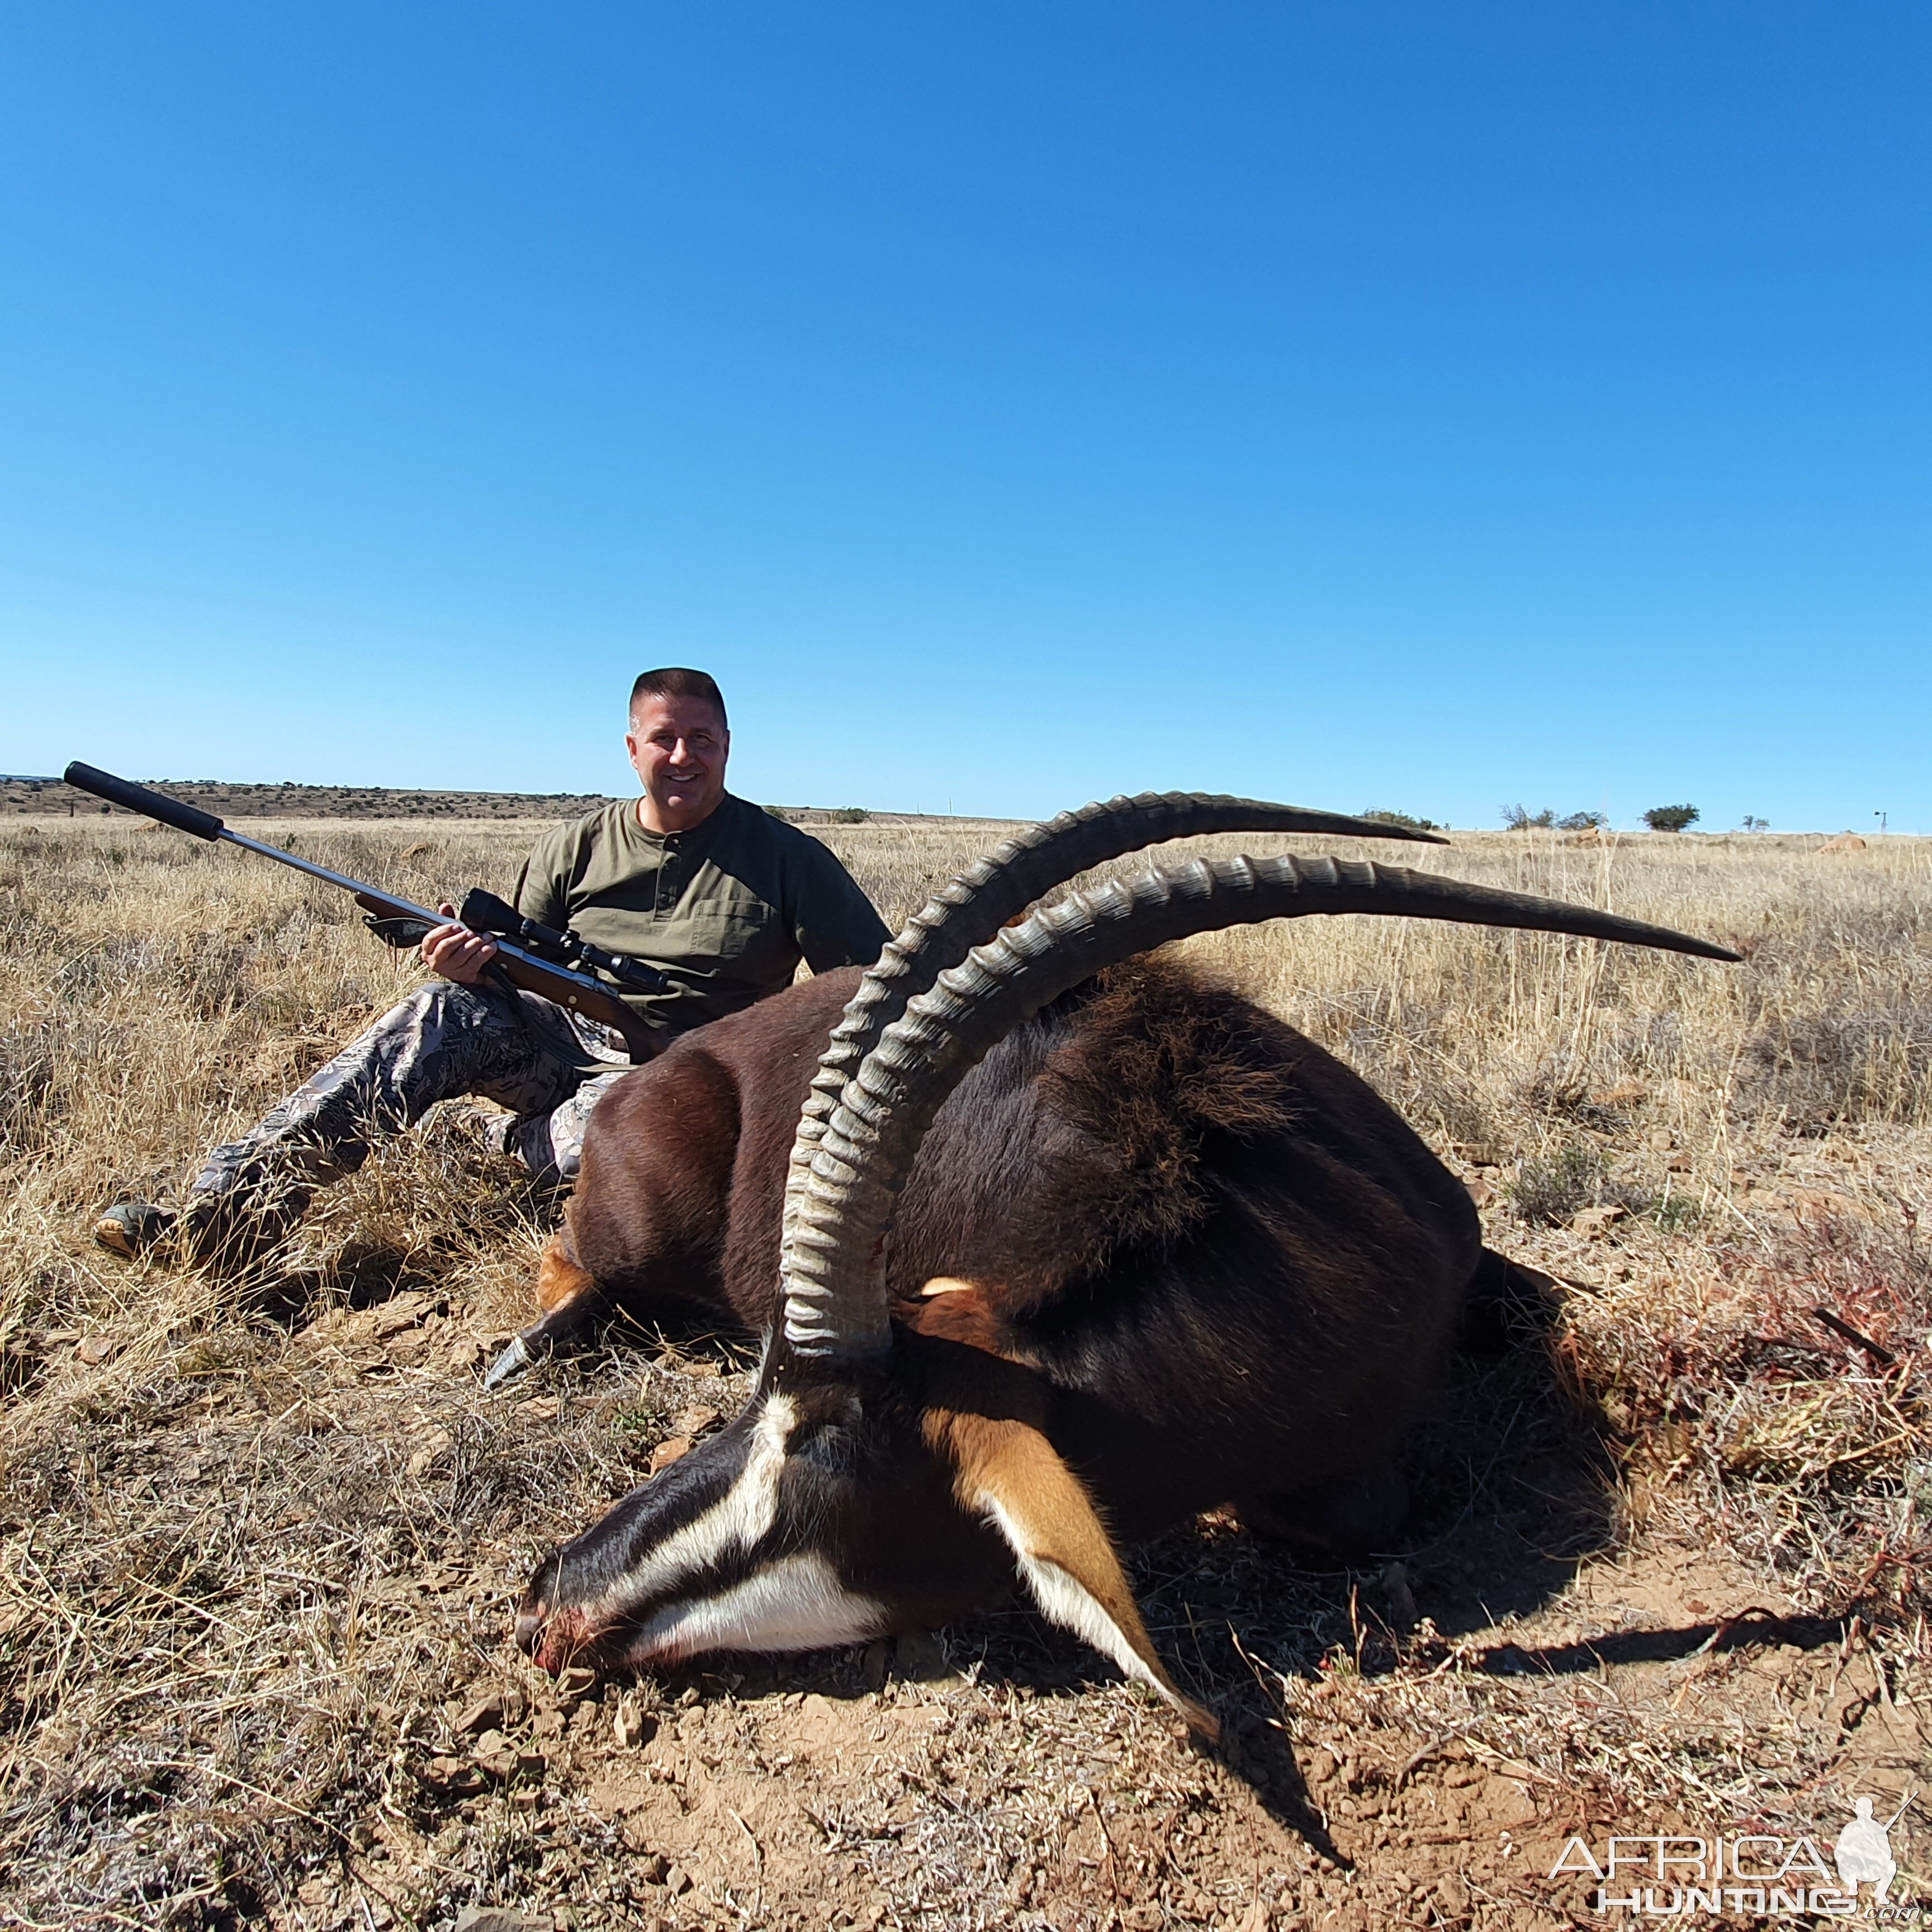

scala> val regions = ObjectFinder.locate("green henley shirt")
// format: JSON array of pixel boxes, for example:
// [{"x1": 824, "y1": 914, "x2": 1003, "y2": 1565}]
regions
[{"x1": 511, "y1": 792, "x2": 891, "y2": 1041}]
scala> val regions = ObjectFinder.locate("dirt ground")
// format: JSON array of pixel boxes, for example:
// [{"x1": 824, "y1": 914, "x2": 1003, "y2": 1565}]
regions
[{"x1": 2, "y1": 816, "x2": 1926, "y2": 1929}]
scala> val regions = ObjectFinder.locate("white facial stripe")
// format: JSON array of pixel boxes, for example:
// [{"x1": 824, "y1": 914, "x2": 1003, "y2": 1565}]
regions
[
  {"x1": 978, "y1": 1495, "x2": 1191, "y2": 1720},
  {"x1": 624, "y1": 1552, "x2": 885, "y2": 1661},
  {"x1": 601, "y1": 1393, "x2": 798, "y2": 1613}
]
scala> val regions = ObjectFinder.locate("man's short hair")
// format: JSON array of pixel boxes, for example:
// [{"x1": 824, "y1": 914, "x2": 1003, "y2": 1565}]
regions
[{"x1": 629, "y1": 667, "x2": 727, "y2": 728}]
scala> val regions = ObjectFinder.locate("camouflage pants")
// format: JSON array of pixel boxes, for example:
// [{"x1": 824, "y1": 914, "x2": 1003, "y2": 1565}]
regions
[{"x1": 186, "y1": 982, "x2": 634, "y2": 1211}]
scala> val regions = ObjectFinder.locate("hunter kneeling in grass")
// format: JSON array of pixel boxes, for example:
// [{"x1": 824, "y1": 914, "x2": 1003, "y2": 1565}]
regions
[{"x1": 96, "y1": 667, "x2": 889, "y2": 1261}]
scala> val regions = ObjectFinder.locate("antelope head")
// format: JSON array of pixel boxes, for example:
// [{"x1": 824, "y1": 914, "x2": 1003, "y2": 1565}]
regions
[{"x1": 515, "y1": 822, "x2": 1740, "y2": 1738}]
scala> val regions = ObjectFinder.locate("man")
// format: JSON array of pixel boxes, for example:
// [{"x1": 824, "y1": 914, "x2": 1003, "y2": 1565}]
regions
[{"x1": 96, "y1": 668, "x2": 891, "y2": 1259}]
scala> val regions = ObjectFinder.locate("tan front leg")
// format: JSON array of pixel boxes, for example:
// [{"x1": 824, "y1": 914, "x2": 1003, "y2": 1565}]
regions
[{"x1": 536, "y1": 1219, "x2": 596, "y2": 1313}]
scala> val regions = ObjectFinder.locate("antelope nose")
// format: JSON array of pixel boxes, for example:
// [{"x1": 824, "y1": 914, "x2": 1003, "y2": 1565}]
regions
[{"x1": 514, "y1": 1602, "x2": 547, "y2": 1656}]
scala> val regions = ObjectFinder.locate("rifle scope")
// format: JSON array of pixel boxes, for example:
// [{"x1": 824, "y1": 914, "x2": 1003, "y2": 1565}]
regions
[{"x1": 458, "y1": 888, "x2": 667, "y2": 996}]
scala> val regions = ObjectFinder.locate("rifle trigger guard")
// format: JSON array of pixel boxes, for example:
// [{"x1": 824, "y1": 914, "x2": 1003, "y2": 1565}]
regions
[{"x1": 364, "y1": 915, "x2": 434, "y2": 950}]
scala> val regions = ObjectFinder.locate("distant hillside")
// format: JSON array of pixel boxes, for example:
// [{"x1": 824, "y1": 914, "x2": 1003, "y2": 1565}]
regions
[
  {"x1": 1, "y1": 776, "x2": 634, "y2": 821},
  {"x1": 0, "y1": 776, "x2": 951, "y2": 826}
]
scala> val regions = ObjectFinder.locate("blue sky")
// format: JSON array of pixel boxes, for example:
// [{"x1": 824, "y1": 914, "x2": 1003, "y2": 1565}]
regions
[{"x1": 3, "y1": 4, "x2": 1926, "y2": 830}]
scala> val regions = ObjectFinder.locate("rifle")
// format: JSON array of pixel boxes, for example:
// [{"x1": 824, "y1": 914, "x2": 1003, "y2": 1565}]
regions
[{"x1": 62, "y1": 761, "x2": 667, "y2": 1062}]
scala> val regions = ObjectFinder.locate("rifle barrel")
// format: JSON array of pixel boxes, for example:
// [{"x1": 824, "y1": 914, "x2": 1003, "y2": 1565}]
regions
[
  {"x1": 61, "y1": 761, "x2": 662, "y2": 1058},
  {"x1": 219, "y1": 826, "x2": 440, "y2": 921},
  {"x1": 61, "y1": 763, "x2": 439, "y2": 916}
]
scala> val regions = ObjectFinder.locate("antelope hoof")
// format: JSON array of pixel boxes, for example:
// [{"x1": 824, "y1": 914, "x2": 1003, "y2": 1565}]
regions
[{"x1": 482, "y1": 1333, "x2": 538, "y2": 1390}]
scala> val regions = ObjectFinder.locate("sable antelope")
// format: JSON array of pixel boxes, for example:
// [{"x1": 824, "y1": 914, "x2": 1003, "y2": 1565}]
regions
[
  {"x1": 512, "y1": 798, "x2": 1737, "y2": 1732},
  {"x1": 489, "y1": 794, "x2": 1450, "y2": 1379}
]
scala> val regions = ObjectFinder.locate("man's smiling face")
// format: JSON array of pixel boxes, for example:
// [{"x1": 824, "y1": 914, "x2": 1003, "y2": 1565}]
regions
[{"x1": 626, "y1": 692, "x2": 730, "y2": 834}]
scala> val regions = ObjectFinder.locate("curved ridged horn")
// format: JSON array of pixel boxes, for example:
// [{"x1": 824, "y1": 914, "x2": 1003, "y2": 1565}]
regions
[
  {"x1": 780, "y1": 793, "x2": 1446, "y2": 1302},
  {"x1": 780, "y1": 854, "x2": 1741, "y2": 1358}
]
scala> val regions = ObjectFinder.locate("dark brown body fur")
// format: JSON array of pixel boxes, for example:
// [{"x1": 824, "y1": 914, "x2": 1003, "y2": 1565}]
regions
[{"x1": 560, "y1": 957, "x2": 1481, "y2": 1549}]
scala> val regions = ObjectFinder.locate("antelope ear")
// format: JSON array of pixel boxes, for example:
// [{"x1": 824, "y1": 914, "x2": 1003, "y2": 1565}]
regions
[{"x1": 926, "y1": 1409, "x2": 1219, "y2": 1741}]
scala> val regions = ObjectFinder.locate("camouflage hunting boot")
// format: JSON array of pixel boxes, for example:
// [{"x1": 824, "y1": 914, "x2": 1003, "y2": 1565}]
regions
[
  {"x1": 93, "y1": 1200, "x2": 175, "y2": 1259},
  {"x1": 94, "y1": 1185, "x2": 308, "y2": 1270}
]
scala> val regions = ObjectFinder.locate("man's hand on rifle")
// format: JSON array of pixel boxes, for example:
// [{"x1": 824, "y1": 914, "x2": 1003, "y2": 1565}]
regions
[{"x1": 422, "y1": 905, "x2": 500, "y2": 986}]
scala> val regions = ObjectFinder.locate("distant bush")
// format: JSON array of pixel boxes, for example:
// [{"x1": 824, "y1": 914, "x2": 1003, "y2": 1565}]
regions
[
  {"x1": 1510, "y1": 1140, "x2": 1603, "y2": 1224},
  {"x1": 1361, "y1": 808, "x2": 1440, "y2": 831},
  {"x1": 830, "y1": 806, "x2": 870, "y2": 825},
  {"x1": 1501, "y1": 804, "x2": 1555, "y2": 830},
  {"x1": 1643, "y1": 804, "x2": 1700, "y2": 833},
  {"x1": 1557, "y1": 811, "x2": 1608, "y2": 832},
  {"x1": 1651, "y1": 1192, "x2": 1703, "y2": 1235},
  {"x1": 764, "y1": 804, "x2": 792, "y2": 822}
]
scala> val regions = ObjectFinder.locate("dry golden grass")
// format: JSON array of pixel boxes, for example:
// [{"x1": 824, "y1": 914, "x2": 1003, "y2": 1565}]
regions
[{"x1": 1, "y1": 815, "x2": 1928, "y2": 1930}]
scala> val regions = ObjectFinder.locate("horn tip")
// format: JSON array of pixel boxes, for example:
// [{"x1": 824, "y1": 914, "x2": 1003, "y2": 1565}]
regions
[{"x1": 1176, "y1": 1690, "x2": 1221, "y2": 1744}]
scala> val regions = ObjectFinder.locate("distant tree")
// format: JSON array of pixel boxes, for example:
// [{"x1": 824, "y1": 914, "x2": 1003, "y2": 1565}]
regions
[
  {"x1": 1556, "y1": 810, "x2": 1608, "y2": 831},
  {"x1": 830, "y1": 806, "x2": 870, "y2": 825},
  {"x1": 1740, "y1": 815, "x2": 1769, "y2": 833},
  {"x1": 1502, "y1": 804, "x2": 1556, "y2": 830},
  {"x1": 1643, "y1": 804, "x2": 1700, "y2": 832},
  {"x1": 1361, "y1": 808, "x2": 1440, "y2": 831}
]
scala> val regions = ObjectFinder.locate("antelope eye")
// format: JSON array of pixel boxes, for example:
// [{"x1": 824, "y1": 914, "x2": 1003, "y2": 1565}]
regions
[{"x1": 780, "y1": 1414, "x2": 863, "y2": 1477}]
